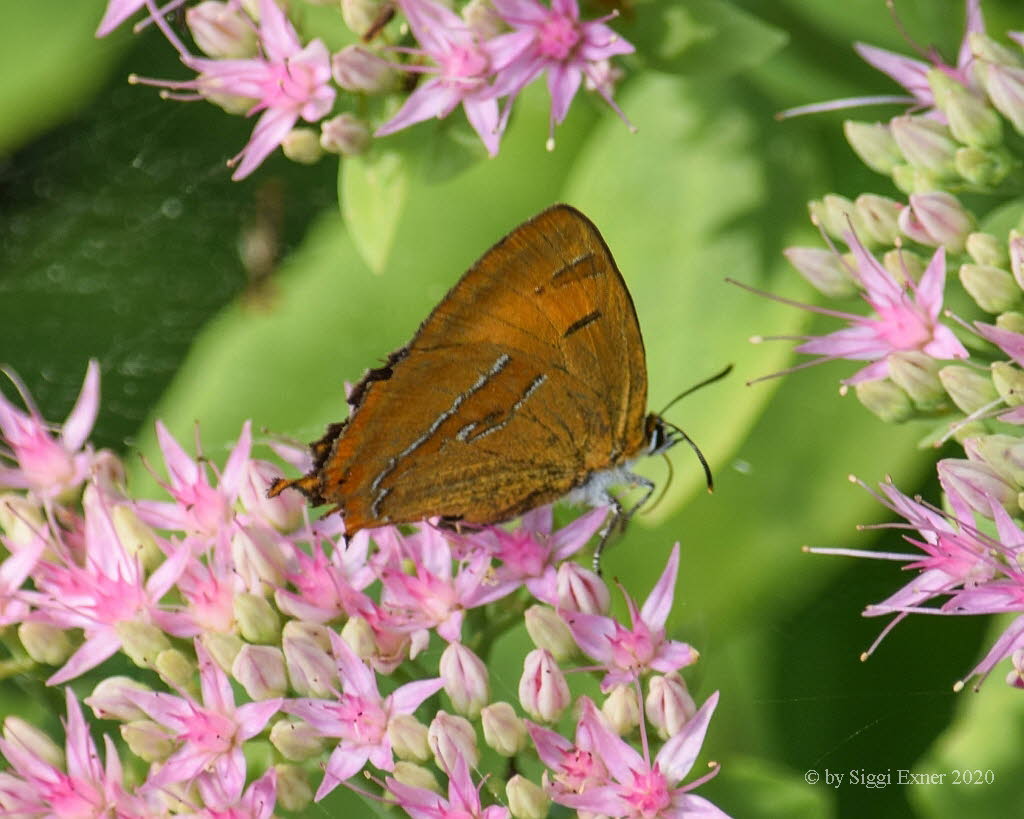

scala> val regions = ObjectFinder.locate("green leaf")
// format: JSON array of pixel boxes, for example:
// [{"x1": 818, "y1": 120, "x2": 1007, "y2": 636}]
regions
[
  {"x1": 708, "y1": 754, "x2": 834, "y2": 818},
  {"x1": 629, "y1": 0, "x2": 788, "y2": 78},
  {"x1": 341, "y1": 146, "x2": 410, "y2": 274}
]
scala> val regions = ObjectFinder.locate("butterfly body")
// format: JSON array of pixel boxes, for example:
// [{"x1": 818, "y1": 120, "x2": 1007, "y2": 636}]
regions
[{"x1": 271, "y1": 205, "x2": 679, "y2": 536}]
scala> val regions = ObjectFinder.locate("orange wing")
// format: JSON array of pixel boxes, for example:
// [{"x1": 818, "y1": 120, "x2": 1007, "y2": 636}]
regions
[{"x1": 277, "y1": 205, "x2": 650, "y2": 533}]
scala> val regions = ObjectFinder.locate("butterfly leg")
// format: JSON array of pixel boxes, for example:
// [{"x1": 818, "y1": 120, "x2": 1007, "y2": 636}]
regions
[{"x1": 591, "y1": 473, "x2": 657, "y2": 575}]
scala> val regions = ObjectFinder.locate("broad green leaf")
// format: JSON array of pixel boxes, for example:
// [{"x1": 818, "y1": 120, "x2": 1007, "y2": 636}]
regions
[
  {"x1": 629, "y1": 0, "x2": 788, "y2": 78},
  {"x1": 707, "y1": 754, "x2": 834, "y2": 818},
  {"x1": 341, "y1": 147, "x2": 410, "y2": 274}
]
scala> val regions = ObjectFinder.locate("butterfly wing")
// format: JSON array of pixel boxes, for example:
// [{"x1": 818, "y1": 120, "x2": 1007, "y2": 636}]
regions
[{"x1": 306, "y1": 205, "x2": 650, "y2": 532}]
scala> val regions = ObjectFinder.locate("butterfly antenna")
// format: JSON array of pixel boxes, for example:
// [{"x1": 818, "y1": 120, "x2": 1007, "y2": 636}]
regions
[
  {"x1": 664, "y1": 419, "x2": 715, "y2": 492},
  {"x1": 658, "y1": 364, "x2": 733, "y2": 417}
]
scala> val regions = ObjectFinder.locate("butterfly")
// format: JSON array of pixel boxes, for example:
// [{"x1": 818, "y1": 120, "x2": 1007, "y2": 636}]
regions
[{"x1": 270, "y1": 204, "x2": 722, "y2": 566}]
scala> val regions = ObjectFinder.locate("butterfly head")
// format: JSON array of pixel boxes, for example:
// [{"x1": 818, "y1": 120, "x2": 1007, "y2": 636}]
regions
[{"x1": 645, "y1": 413, "x2": 682, "y2": 456}]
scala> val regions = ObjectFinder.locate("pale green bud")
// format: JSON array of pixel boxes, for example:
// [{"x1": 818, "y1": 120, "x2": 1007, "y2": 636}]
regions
[
  {"x1": 966, "y1": 232, "x2": 1008, "y2": 268},
  {"x1": 270, "y1": 719, "x2": 327, "y2": 761},
  {"x1": 281, "y1": 127, "x2": 324, "y2": 166},
  {"x1": 87, "y1": 677, "x2": 150, "y2": 721},
  {"x1": 341, "y1": 0, "x2": 387, "y2": 37},
  {"x1": 888, "y1": 351, "x2": 947, "y2": 411},
  {"x1": 187, "y1": 1, "x2": 259, "y2": 59},
  {"x1": 202, "y1": 631, "x2": 244, "y2": 673},
  {"x1": 881, "y1": 248, "x2": 927, "y2": 285},
  {"x1": 428, "y1": 711, "x2": 479, "y2": 772},
  {"x1": 996, "y1": 311, "x2": 1024, "y2": 334},
  {"x1": 122, "y1": 720, "x2": 175, "y2": 762},
  {"x1": 602, "y1": 684, "x2": 641, "y2": 735},
  {"x1": 844, "y1": 120, "x2": 903, "y2": 175},
  {"x1": 783, "y1": 247, "x2": 856, "y2": 298},
  {"x1": 890, "y1": 116, "x2": 958, "y2": 178},
  {"x1": 331, "y1": 46, "x2": 398, "y2": 94},
  {"x1": 969, "y1": 434, "x2": 1024, "y2": 486},
  {"x1": 970, "y1": 32, "x2": 1024, "y2": 68},
  {"x1": 154, "y1": 648, "x2": 195, "y2": 691},
  {"x1": 928, "y1": 68, "x2": 1002, "y2": 148},
  {"x1": 1009, "y1": 231, "x2": 1024, "y2": 290},
  {"x1": 992, "y1": 361, "x2": 1024, "y2": 407},
  {"x1": 954, "y1": 145, "x2": 1015, "y2": 187},
  {"x1": 854, "y1": 194, "x2": 902, "y2": 246},
  {"x1": 977, "y1": 60, "x2": 1024, "y2": 134},
  {"x1": 507, "y1": 775, "x2": 550, "y2": 819},
  {"x1": 463, "y1": 0, "x2": 506, "y2": 38},
  {"x1": 388, "y1": 714, "x2": 432, "y2": 762},
  {"x1": 115, "y1": 621, "x2": 171, "y2": 670},
  {"x1": 939, "y1": 365, "x2": 999, "y2": 413},
  {"x1": 854, "y1": 379, "x2": 914, "y2": 423},
  {"x1": 275, "y1": 764, "x2": 314, "y2": 812},
  {"x1": 234, "y1": 592, "x2": 281, "y2": 644},
  {"x1": 523, "y1": 604, "x2": 576, "y2": 661},
  {"x1": 891, "y1": 163, "x2": 919, "y2": 195},
  {"x1": 481, "y1": 701, "x2": 527, "y2": 757},
  {"x1": 320, "y1": 114, "x2": 371, "y2": 156},
  {"x1": 17, "y1": 622, "x2": 71, "y2": 667},
  {"x1": 233, "y1": 644, "x2": 287, "y2": 699},
  {"x1": 392, "y1": 761, "x2": 442, "y2": 794},
  {"x1": 809, "y1": 194, "x2": 863, "y2": 242},
  {"x1": 0, "y1": 493, "x2": 45, "y2": 548},
  {"x1": 111, "y1": 504, "x2": 162, "y2": 572},
  {"x1": 959, "y1": 263, "x2": 1021, "y2": 314}
]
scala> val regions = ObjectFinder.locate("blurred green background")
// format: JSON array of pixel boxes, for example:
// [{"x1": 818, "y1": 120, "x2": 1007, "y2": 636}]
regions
[{"x1": 2, "y1": 1, "x2": 1023, "y2": 816}]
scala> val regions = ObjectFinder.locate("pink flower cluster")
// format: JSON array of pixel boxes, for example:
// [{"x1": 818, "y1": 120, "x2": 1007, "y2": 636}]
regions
[
  {"x1": 0, "y1": 362, "x2": 728, "y2": 817},
  {"x1": 104, "y1": 0, "x2": 635, "y2": 178}
]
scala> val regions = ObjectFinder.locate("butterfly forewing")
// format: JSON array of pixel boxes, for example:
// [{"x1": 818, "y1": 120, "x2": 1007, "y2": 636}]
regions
[{"x1": 299, "y1": 205, "x2": 650, "y2": 533}]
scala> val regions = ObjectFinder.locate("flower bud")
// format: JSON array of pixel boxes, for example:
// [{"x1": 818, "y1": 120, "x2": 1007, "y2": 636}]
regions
[
  {"x1": 392, "y1": 761, "x2": 443, "y2": 794},
  {"x1": 388, "y1": 714, "x2": 431, "y2": 762},
  {"x1": 518, "y1": 649, "x2": 570, "y2": 723},
  {"x1": 555, "y1": 562, "x2": 610, "y2": 614},
  {"x1": 440, "y1": 642, "x2": 489, "y2": 719},
  {"x1": 900, "y1": 192, "x2": 973, "y2": 253},
  {"x1": 321, "y1": 113, "x2": 372, "y2": 156},
  {"x1": 1008, "y1": 231, "x2": 1024, "y2": 291},
  {"x1": 959, "y1": 263, "x2": 1021, "y2": 314},
  {"x1": 155, "y1": 648, "x2": 196, "y2": 691},
  {"x1": 844, "y1": 120, "x2": 903, "y2": 175},
  {"x1": 523, "y1": 604, "x2": 576, "y2": 661},
  {"x1": 977, "y1": 60, "x2": 1024, "y2": 135},
  {"x1": 881, "y1": 248, "x2": 926, "y2": 285},
  {"x1": 339, "y1": 615, "x2": 377, "y2": 659},
  {"x1": 854, "y1": 194, "x2": 902, "y2": 246},
  {"x1": 886, "y1": 352, "x2": 947, "y2": 411},
  {"x1": 968, "y1": 434, "x2": 1024, "y2": 486},
  {"x1": 201, "y1": 631, "x2": 244, "y2": 672},
  {"x1": 283, "y1": 628, "x2": 335, "y2": 698},
  {"x1": 231, "y1": 525, "x2": 290, "y2": 593},
  {"x1": 281, "y1": 127, "x2": 324, "y2": 166},
  {"x1": 927, "y1": 68, "x2": 1002, "y2": 148},
  {"x1": 0, "y1": 493, "x2": 45, "y2": 548},
  {"x1": 1007, "y1": 649, "x2": 1024, "y2": 689},
  {"x1": 970, "y1": 32, "x2": 1024, "y2": 68},
  {"x1": 891, "y1": 162, "x2": 920, "y2": 195},
  {"x1": 992, "y1": 361, "x2": 1024, "y2": 407},
  {"x1": 783, "y1": 247, "x2": 857, "y2": 298},
  {"x1": 234, "y1": 592, "x2": 281, "y2": 644},
  {"x1": 18, "y1": 621, "x2": 72, "y2": 667},
  {"x1": 271, "y1": 719, "x2": 327, "y2": 761},
  {"x1": 854, "y1": 379, "x2": 914, "y2": 423},
  {"x1": 809, "y1": 195, "x2": 863, "y2": 243},
  {"x1": 239, "y1": 459, "x2": 305, "y2": 532},
  {"x1": 481, "y1": 701, "x2": 527, "y2": 757},
  {"x1": 939, "y1": 365, "x2": 999, "y2": 414},
  {"x1": 463, "y1": 0, "x2": 506, "y2": 38},
  {"x1": 507, "y1": 775, "x2": 550, "y2": 819},
  {"x1": 646, "y1": 673, "x2": 697, "y2": 740},
  {"x1": 966, "y1": 232, "x2": 1008, "y2": 268},
  {"x1": 116, "y1": 621, "x2": 171, "y2": 669},
  {"x1": 87, "y1": 676, "x2": 151, "y2": 721},
  {"x1": 341, "y1": 0, "x2": 388, "y2": 38},
  {"x1": 121, "y1": 720, "x2": 175, "y2": 762},
  {"x1": 602, "y1": 684, "x2": 640, "y2": 735},
  {"x1": 996, "y1": 311, "x2": 1024, "y2": 335},
  {"x1": 938, "y1": 457, "x2": 1017, "y2": 514},
  {"x1": 111, "y1": 504, "x2": 162, "y2": 571},
  {"x1": 3, "y1": 716, "x2": 63, "y2": 769},
  {"x1": 187, "y1": 1, "x2": 259, "y2": 59},
  {"x1": 275, "y1": 763, "x2": 314, "y2": 812},
  {"x1": 428, "y1": 711, "x2": 479, "y2": 772},
  {"x1": 954, "y1": 146, "x2": 1014, "y2": 187},
  {"x1": 233, "y1": 644, "x2": 287, "y2": 699},
  {"x1": 332, "y1": 45, "x2": 398, "y2": 94},
  {"x1": 890, "y1": 116, "x2": 958, "y2": 178}
]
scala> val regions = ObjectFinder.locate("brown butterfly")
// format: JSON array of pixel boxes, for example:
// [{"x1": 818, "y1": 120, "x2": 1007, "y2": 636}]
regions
[{"x1": 270, "y1": 205, "x2": 722, "y2": 565}]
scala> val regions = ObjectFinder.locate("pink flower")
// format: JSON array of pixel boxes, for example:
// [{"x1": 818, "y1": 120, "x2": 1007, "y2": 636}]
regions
[
  {"x1": 779, "y1": 0, "x2": 984, "y2": 118},
  {"x1": 386, "y1": 750, "x2": 510, "y2": 819},
  {"x1": 528, "y1": 695, "x2": 727, "y2": 817},
  {"x1": 492, "y1": 0, "x2": 635, "y2": 146},
  {"x1": 0, "y1": 360, "x2": 100, "y2": 500},
  {"x1": 0, "y1": 688, "x2": 150, "y2": 817},
  {"x1": 561, "y1": 544, "x2": 698, "y2": 691},
  {"x1": 134, "y1": 0, "x2": 335, "y2": 179},
  {"x1": 127, "y1": 640, "x2": 282, "y2": 808},
  {"x1": 377, "y1": 0, "x2": 528, "y2": 156},
  {"x1": 23, "y1": 486, "x2": 190, "y2": 685},
  {"x1": 178, "y1": 768, "x2": 277, "y2": 819},
  {"x1": 284, "y1": 630, "x2": 444, "y2": 800},
  {"x1": 744, "y1": 231, "x2": 967, "y2": 385},
  {"x1": 96, "y1": 0, "x2": 186, "y2": 37}
]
